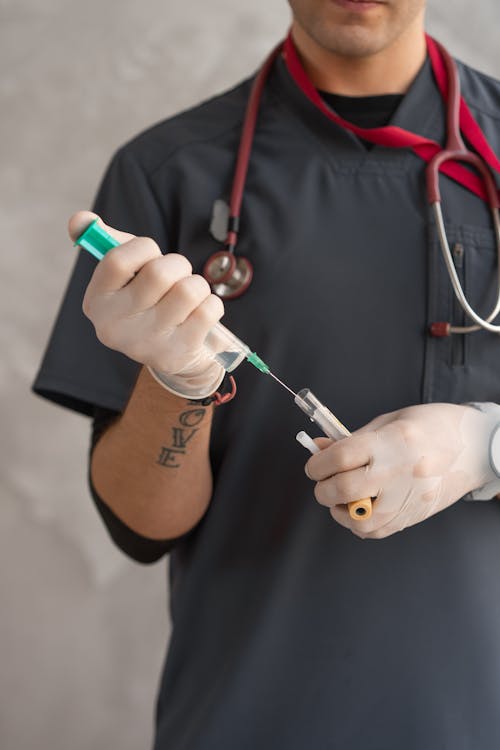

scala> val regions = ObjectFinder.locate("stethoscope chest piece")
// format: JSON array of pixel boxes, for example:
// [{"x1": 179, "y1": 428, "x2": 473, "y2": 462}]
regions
[{"x1": 203, "y1": 250, "x2": 253, "y2": 300}]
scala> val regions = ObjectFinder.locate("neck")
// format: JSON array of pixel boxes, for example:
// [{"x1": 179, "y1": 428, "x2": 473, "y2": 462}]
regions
[{"x1": 290, "y1": 19, "x2": 427, "y2": 96}]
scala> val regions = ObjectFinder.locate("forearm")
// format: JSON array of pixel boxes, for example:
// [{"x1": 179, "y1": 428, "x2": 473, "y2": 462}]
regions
[{"x1": 91, "y1": 366, "x2": 214, "y2": 540}]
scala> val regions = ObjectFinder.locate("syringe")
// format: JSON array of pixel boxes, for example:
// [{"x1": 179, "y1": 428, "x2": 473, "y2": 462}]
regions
[
  {"x1": 75, "y1": 219, "x2": 271, "y2": 377},
  {"x1": 75, "y1": 219, "x2": 372, "y2": 519}
]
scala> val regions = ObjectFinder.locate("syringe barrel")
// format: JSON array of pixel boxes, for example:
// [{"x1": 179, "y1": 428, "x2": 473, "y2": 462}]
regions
[
  {"x1": 204, "y1": 323, "x2": 251, "y2": 372},
  {"x1": 147, "y1": 322, "x2": 250, "y2": 399}
]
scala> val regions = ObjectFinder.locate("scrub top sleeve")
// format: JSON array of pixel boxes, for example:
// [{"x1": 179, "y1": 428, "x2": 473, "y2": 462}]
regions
[
  {"x1": 32, "y1": 147, "x2": 169, "y2": 416},
  {"x1": 90, "y1": 483, "x2": 181, "y2": 562}
]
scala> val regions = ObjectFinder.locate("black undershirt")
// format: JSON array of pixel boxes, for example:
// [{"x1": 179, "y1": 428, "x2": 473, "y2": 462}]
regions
[
  {"x1": 319, "y1": 91, "x2": 404, "y2": 131},
  {"x1": 90, "y1": 91, "x2": 405, "y2": 559}
]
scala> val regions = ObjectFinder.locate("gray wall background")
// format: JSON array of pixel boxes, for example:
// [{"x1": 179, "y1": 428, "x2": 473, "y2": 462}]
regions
[{"x1": 1, "y1": 2, "x2": 498, "y2": 748}]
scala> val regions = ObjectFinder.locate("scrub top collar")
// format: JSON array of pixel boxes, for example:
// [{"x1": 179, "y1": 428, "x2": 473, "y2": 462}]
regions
[{"x1": 268, "y1": 52, "x2": 446, "y2": 159}]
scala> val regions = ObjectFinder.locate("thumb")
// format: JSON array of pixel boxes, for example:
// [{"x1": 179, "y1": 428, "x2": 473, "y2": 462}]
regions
[
  {"x1": 313, "y1": 437, "x2": 334, "y2": 451},
  {"x1": 68, "y1": 210, "x2": 136, "y2": 246}
]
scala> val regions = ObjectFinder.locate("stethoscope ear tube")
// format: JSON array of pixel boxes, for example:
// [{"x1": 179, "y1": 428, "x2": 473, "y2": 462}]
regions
[
  {"x1": 425, "y1": 40, "x2": 500, "y2": 336},
  {"x1": 431, "y1": 202, "x2": 500, "y2": 333}
]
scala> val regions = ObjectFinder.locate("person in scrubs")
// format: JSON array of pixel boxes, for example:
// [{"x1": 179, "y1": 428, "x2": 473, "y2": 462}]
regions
[{"x1": 34, "y1": 1, "x2": 500, "y2": 747}]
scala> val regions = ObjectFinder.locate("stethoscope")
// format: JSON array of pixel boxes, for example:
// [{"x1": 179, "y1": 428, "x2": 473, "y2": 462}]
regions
[
  {"x1": 203, "y1": 44, "x2": 281, "y2": 301},
  {"x1": 202, "y1": 33, "x2": 500, "y2": 336}
]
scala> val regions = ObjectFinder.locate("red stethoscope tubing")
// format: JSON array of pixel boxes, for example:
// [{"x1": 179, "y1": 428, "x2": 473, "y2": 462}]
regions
[
  {"x1": 424, "y1": 37, "x2": 499, "y2": 208},
  {"x1": 202, "y1": 44, "x2": 282, "y2": 299},
  {"x1": 225, "y1": 44, "x2": 284, "y2": 252}
]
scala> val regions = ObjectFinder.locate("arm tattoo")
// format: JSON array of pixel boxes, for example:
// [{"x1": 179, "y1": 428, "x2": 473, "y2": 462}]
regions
[{"x1": 157, "y1": 405, "x2": 207, "y2": 469}]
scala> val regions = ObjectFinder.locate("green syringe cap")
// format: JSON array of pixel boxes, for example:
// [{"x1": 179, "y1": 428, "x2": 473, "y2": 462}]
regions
[{"x1": 74, "y1": 219, "x2": 120, "y2": 261}]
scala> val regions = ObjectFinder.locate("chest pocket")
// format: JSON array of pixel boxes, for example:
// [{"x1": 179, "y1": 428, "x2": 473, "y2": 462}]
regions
[{"x1": 426, "y1": 221, "x2": 500, "y2": 404}]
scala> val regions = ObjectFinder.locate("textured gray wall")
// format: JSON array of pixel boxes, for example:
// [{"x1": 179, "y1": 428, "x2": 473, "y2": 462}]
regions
[{"x1": 2, "y1": 2, "x2": 499, "y2": 748}]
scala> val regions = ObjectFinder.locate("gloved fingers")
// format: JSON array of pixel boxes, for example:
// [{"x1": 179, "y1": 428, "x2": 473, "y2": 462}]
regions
[
  {"x1": 341, "y1": 483, "x2": 441, "y2": 539},
  {"x1": 327, "y1": 500, "x2": 393, "y2": 538},
  {"x1": 306, "y1": 432, "x2": 376, "y2": 482},
  {"x1": 174, "y1": 294, "x2": 225, "y2": 350},
  {"x1": 120, "y1": 253, "x2": 194, "y2": 312},
  {"x1": 313, "y1": 465, "x2": 380, "y2": 508},
  {"x1": 356, "y1": 493, "x2": 426, "y2": 538},
  {"x1": 345, "y1": 494, "x2": 407, "y2": 537},
  {"x1": 329, "y1": 494, "x2": 400, "y2": 539},
  {"x1": 84, "y1": 235, "x2": 162, "y2": 297},
  {"x1": 322, "y1": 402, "x2": 499, "y2": 539},
  {"x1": 153, "y1": 274, "x2": 214, "y2": 330},
  {"x1": 68, "y1": 211, "x2": 136, "y2": 247}
]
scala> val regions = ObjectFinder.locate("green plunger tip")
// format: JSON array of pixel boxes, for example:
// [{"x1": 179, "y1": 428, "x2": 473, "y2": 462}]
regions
[
  {"x1": 246, "y1": 351, "x2": 270, "y2": 374},
  {"x1": 74, "y1": 219, "x2": 120, "y2": 261}
]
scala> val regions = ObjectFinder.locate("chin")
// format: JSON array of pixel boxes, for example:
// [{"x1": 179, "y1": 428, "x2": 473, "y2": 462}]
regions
[
  {"x1": 310, "y1": 23, "x2": 390, "y2": 58},
  {"x1": 328, "y1": 30, "x2": 388, "y2": 56}
]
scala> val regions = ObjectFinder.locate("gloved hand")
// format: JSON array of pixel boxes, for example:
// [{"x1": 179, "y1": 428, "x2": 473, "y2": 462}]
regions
[
  {"x1": 68, "y1": 211, "x2": 225, "y2": 398},
  {"x1": 305, "y1": 402, "x2": 499, "y2": 539}
]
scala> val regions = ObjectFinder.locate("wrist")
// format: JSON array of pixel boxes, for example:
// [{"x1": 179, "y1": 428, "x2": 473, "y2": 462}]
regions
[
  {"x1": 147, "y1": 359, "x2": 225, "y2": 400},
  {"x1": 137, "y1": 366, "x2": 194, "y2": 413}
]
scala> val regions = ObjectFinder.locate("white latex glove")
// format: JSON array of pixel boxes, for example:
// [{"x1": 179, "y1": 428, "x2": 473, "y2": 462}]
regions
[
  {"x1": 69, "y1": 211, "x2": 225, "y2": 398},
  {"x1": 305, "y1": 402, "x2": 499, "y2": 539}
]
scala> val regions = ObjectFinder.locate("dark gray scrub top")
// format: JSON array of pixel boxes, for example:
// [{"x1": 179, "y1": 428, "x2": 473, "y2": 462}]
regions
[{"x1": 34, "y1": 52, "x2": 500, "y2": 749}]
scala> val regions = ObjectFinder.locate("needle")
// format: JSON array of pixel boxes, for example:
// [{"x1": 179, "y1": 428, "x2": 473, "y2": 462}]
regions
[
  {"x1": 267, "y1": 370, "x2": 297, "y2": 398},
  {"x1": 245, "y1": 351, "x2": 297, "y2": 397}
]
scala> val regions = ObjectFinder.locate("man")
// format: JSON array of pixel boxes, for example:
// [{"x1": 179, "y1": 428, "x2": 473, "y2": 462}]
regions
[{"x1": 34, "y1": 0, "x2": 500, "y2": 747}]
